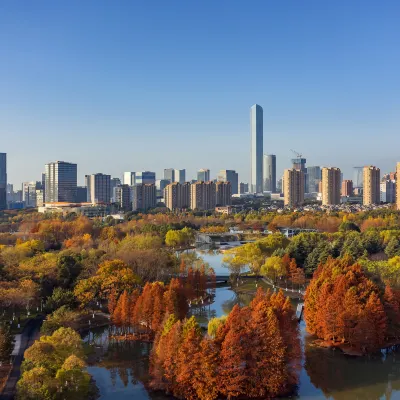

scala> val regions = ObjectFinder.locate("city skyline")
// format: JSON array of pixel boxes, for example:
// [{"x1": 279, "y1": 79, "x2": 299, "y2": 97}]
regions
[{"x1": 1, "y1": 2, "x2": 400, "y2": 187}]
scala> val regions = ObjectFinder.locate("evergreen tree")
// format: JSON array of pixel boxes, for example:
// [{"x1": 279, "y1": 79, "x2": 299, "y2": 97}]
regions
[{"x1": 385, "y1": 237, "x2": 400, "y2": 258}]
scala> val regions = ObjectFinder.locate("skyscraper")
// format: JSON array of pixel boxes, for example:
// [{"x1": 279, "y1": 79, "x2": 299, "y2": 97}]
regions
[
  {"x1": 174, "y1": 169, "x2": 186, "y2": 184},
  {"x1": 263, "y1": 154, "x2": 276, "y2": 192},
  {"x1": 110, "y1": 178, "x2": 121, "y2": 202},
  {"x1": 218, "y1": 170, "x2": 238, "y2": 195},
  {"x1": 190, "y1": 181, "x2": 216, "y2": 210},
  {"x1": 164, "y1": 182, "x2": 191, "y2": 210},
  {"x1": 197, "y1": 169, "x2": 210, "y2": 182},
  {"x1": 114, "y1": 184, "x2": 131, "y2": 211},
  {"x1": 215, "y1": 182, "x2": 232, "y2": 206},
  {"x1": 397, "y1": 163, "x2": 400, "y2": 210},
  {"x1": 123, "y1": 172, "x2": 136, "y2": 186},
  {"x1": 132, "y1": 184, "x2": 156, "y2": 211},
  {"x1": 321, "y1": 167, "x2": 341, "y2": 205},
  {"x1": 0, "y1": 153, "x2": 6, "y2": 210},
  {"x1": 135, "y1": 171, "x2": 156, "y2": 185},
  {"x1": 380, "y1": 180, "x2": 396, "y2": 203},
  {"x1": 164, "y1": 168, "x2": 175, "y2": 183},
  {"x1": 341, "y1": 180, "x2": 353, "y2": 196},
  {"x1": 85, "y1": 173, "x2": 111, "y2": 204},
  {"x1": 22, "y1": 181, "x2": 42, "y2": 207},
  {"x1": 44, "y1": 161, "x2": 77, "y2": 203},
  {"x1": 353, "y1": 167, "x2": 364, "y2": 188},
  {"x1": 283, "y1": 169, "x2": 304, "y2": 207},
  {"x1": 307, "y1": 166, "x2": 321, "y2": 193},
  {"x1": 363, "y1": 166, "x2": 380, "y2": 205},
  {"x1": 250, "y1": 104, "x2": 263, "y2": 193}
]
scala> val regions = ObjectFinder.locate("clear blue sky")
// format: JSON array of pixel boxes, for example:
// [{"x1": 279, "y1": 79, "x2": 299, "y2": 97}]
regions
[{"x1": 1, "y1": 0, "x2": 399, "y2": 187}]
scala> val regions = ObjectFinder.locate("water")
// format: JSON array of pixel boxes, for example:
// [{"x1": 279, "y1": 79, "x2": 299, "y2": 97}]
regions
[{"x1": 85, "y1": 250, "x2": 400, "y2": 400}]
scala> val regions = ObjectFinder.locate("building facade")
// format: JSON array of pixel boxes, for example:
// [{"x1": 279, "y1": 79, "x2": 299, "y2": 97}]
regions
[
  {"x1": 397, "y1": 163, "x2": 400, "y2": 210},
  {"x1": 85, "y1": 173, "x2": 111, "y2": 204},
  {"x1": 321, "y1": 167, "x2": 341, "y2": 205},
  {"x1": 22, "y1": 181, "x2": 42, "y2": 207},
  {"x1": 283, "y1": 169, "x2": 304, "y2": 207},
  {"x1": 132, "y1": 184, "x2": 156, "y2": 211},
  {"x1": 114, "y1": 184, "x2": 131, "y2": 211},
  {"x1": 0, "y1": 153, "x2": 6, "y2": 210},
  {"x1": 307, "y1": 166, "x2": 321, "y2": 193},
  {"x1": 341, "y1": 180, "x2": 353, "y2": 196},
  {"x1": 218, "y1": 170, "x2": 238, "y2": 195},
  {"x1": 197, "y1": 169, "x2": 210, "y2": 182},
  {"x1": 110, "y1": 178, "x2": 121, "y2": 202},
  {"x1": 135, "y1": 171, "x2": 156, "y2": 185},
  {"x1": 44, "y1": 161, "x2": 77, "y2": 203},
  {"x1": 174, "y1": 169, "x2": 186, "y2": 184},
  {"x1": 215, "y1": 181, "x2": 232, "y2": 206},
  {"x1": 123, "y1": 172, "x2": 136, "y2": 186},
  {"x1": 263, "y1": 154, "x2": 276, "y2": 192},
  {"x1": 164, "y1": 168, "x2": 175, "y2": 183},
  {"x1": 363, "y1": 166, "x2": 381, "y2": 205},
  {"x1": 164, "y1": 182, "x2": 191, "y2": 210},
  {"x1": 250, "y1": 104, "x2": 263, "y2": 193},
  {"x1": 353, "y1": 167, "x2": 364, "y2": 188},
  {"x1": 190, "y1": 181, "x2": 216, "y2": 210},
  {"x1": 239, "y1": 182, "x2": 249, "y2": 194},
  {"x1": 380, "y1": 180, "x2": 396, "y2": 203}
]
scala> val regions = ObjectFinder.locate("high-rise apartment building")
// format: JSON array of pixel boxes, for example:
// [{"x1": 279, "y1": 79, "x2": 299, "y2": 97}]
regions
[
  {"x1": 283, "y1": 169, "x2": 304, "y2": 207},
  {"x1": 307, "y1": 166, "x2": 321, "y2": 193},
  {"x1": 0, "y1": 153, "x2": 6, "y2": 210},
  {"x1": 190, "y1": 181, "x2": 216, "y2": 210},
  {"x1": 216, "y1": 181, "x2": 232, "y2": 206},
  {"x1": 218, "y1": 170, "x2": 238, "y2": 195},
  {"x1": 164, "y1": 182, "x2": 191, "y2": 210},
  {"x1": 123, "y1": 172, "x2": 136, "y2": 186},
  {"x1": 250, "y1": 104, "x2": 263, "y2": 193},
  {"x1": 135, "y1": 171, "x2": 156, "y2": 185},
  {"x1": 341, "y1": 180, "x2": 353, "y2": 196},
  {"x1": 353, "y1": 167, "x2": 364, "y2": 188},
  {"x1": 44, "y1": 161, "x2": 77, "y2": 203},
  {"x1": 321, "y1": 167, "x2": 341, "y2": 205},
  {"x1": 380, "y1": 180, "x2": 396, "y2": 203},
  {"x1": 363, "y1": 166, "x2": 380, "y2": 205},
  {"x1": 132, "y1": 184, "x2": 156, "y2": 211},
  {"x1": 174, "y1": 169, "x2": 186, "y2": 184},
  {"x1": 114, "y1": 184, "x2": 131, "y2": 211},
  {"x1": 156, "y1": 179, "x2": 170, "y2": 196},
  {"x1": 85, "y1": 173, "x2": 111, "y2": 204},
  {"x1": 164, "y1": 168, "x2": 175, "y2": 183},
  {"x1": 22, "y1": 181, "x2": 42, "y2": 207},
  {"x1": 263, "y1": 155, "x2": 276, "y2": 192},
  {"x1": 239, "y1": 182, "x2": 249, "y2": 194},
  {"x1": 197, "y1": 169, "x2": 210, "y2": 182},
  {"x1": 110, "y1": 178, "x2": 121, "y2": 202},
  {"x1": 397, "y1": 163, "x2": 400, "y2": 210}
]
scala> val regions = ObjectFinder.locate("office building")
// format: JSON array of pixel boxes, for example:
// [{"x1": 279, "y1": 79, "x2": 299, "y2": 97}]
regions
[
  {"x1": 22, "y1": 181, "x2": 42, "y2": 207},
  {"x1": 283, "y1": 169, "x2": 304, "y2": 207},
  {"x1": 321, "y1": 167, "x2": 341, "y2": 205},
  {"x1": 218, "y1": 170, "x2": 238, "y2": 195},
  {"x1": 307, "y1": 166, "x2": 321, "y2": 193},
  {"x1": 164, "y1": 168, "x2": 175, "y2": 183},
  {"x1": 135, "y1": 171, "x2": 156, "y2": 185},
  {"x1": 156, "y1": 179, "x2": 170, "y2": 197},
  {"x1": 44, "y1": 161, "x2": 77, "y2": 203},
  {"x1": 341, "y1": 180, "x2": 353, "y2": 196},
  {"x1": 174, "y1": 169, "x2": 186, "y2": 184},
  {"x1": 277, "y1": 178, "x2": 283, "y2": 193},
  {"x1": 123, "y1": 172, "x2": 136, "y2": 186},
  {"x1": 132, "y1": 184, "x2": 156, "y2": 211},
  {"x1": 250, "y1": 104, "x2": 263, "y2": 193},
  {"x1": 353, "y1": 167, "x2": 364, "y2": 188},
  {"x1": 363, "y1": 166, "x2": 380, "y2": 205},
  {"x1": 197, "y1": 169, "x2": 210, "y2": 182},
  {"x1": 114, "y1": 184, "x2": 131, "y2": 211},
  {"x1": 216, "y1": 181, "x2": 232, "y2": 206},
  {"x1": 110, "y1": 178, "x2": 121, "y2": 202},
  {"x1": 190, "y1": 181, "x2": 216, "y2": 210},
  {"x1": 76, "y1": 187, "x2": 88, "y2": 203},
  {"x1": 164, "y1": 182, "x2": 191, "y2": 210},
  {"x1": 0, "y1": 153, "x2": 6, "y2": 210},
  {"x1": 239, "y1": 182, "x2": 249, "y2": 194},
  {"x1": 397, "y1": 163, "x2": 400, "y2": 210},
  {"x1": 85, "y1": 173, "x2": 111, "y2": 204},
  {"x1": 380, "y1": 180, "x2": 396, "y2": 203},
  {"x1": 263, "y1": 154, "x2": 276, "y2": 192}
]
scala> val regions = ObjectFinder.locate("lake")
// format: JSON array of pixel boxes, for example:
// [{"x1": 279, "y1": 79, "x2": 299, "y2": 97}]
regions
[{"x1": 85, "y1": 250, "x2": 400, "y2": 400}]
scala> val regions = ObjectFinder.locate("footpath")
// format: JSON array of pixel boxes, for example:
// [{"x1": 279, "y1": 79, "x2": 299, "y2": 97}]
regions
[{"x1": 1, "y1": 317, "x2": 43, "y2": 400}]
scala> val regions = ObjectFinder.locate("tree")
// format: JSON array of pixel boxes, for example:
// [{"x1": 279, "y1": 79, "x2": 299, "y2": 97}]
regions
[
  {"x1": 260, "y1": 256, "x2": 286, "y2": 283},
  {"x1": 385, "y1": 237, "x2": 400, "y2": 258},
  {"x1": 0, "y1": 325, "x2": 14, "y2": 363}
]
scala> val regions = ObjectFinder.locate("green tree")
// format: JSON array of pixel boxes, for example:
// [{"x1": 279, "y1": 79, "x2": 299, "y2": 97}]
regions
[
  {"x1": 260, "y1": 256, "x2": 286, "y2": 283},
  {"x1": 385, "y1": 237, "x2": 400, "y2": 258}
]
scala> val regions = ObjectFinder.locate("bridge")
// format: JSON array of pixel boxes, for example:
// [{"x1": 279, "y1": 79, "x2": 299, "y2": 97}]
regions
[{"x1": 208, "y1": 275, "x2": 263, "y2": 283}]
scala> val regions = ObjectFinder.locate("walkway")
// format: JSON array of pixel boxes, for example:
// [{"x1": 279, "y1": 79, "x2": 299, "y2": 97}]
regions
[{"x1": 1, "y1": 317, "x2": 43, "y2": 400}]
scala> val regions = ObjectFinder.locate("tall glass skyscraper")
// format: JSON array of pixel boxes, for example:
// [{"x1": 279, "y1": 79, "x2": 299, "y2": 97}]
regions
[
  {"x1": 307, "y1": 166, "x2": 321, "y2": 193},
  {"x1": 263, "y1": 154, "x2": 276, "y2": 192},
  {"x1": 197, "y1": 169, "x2": 210, "y2": 182},
  {"x1": 353, "y1": 167, "x2": 364, "y2": 188},
  {"x1": 250, "y1": 104, "x2": 263, "y2": 193},
  {"x1": 0, "y1": 153, "x2": 6, "y2": 210},
  {"x1": 45, "y1": 161, "x2": 77, "y2": 203}
]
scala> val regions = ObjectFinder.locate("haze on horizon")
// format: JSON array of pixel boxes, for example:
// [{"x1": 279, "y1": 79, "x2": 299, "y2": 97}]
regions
[{"x1": 1, "y1": 0, "x2": 399, "y2": 187}]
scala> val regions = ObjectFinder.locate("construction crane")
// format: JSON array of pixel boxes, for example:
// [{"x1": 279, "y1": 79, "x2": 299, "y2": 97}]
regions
[{"x1": 290, "y1": 149, "x2": 303, "y2": 158}]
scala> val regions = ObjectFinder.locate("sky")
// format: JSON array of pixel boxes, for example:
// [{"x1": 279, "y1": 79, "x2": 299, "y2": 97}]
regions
[{"x1": 1, "y1": 0, "x2": 400, "y2": 187}]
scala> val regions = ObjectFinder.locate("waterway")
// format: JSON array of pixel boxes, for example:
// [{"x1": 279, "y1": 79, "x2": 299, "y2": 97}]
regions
[{"x1": 85, "y1": 250, "x2": 400, "y2": 400}]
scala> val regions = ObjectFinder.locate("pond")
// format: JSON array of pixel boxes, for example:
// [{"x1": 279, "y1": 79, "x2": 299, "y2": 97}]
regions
[{"x1": 85, "y1": 250, "x2": 400, "y2": 400}]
